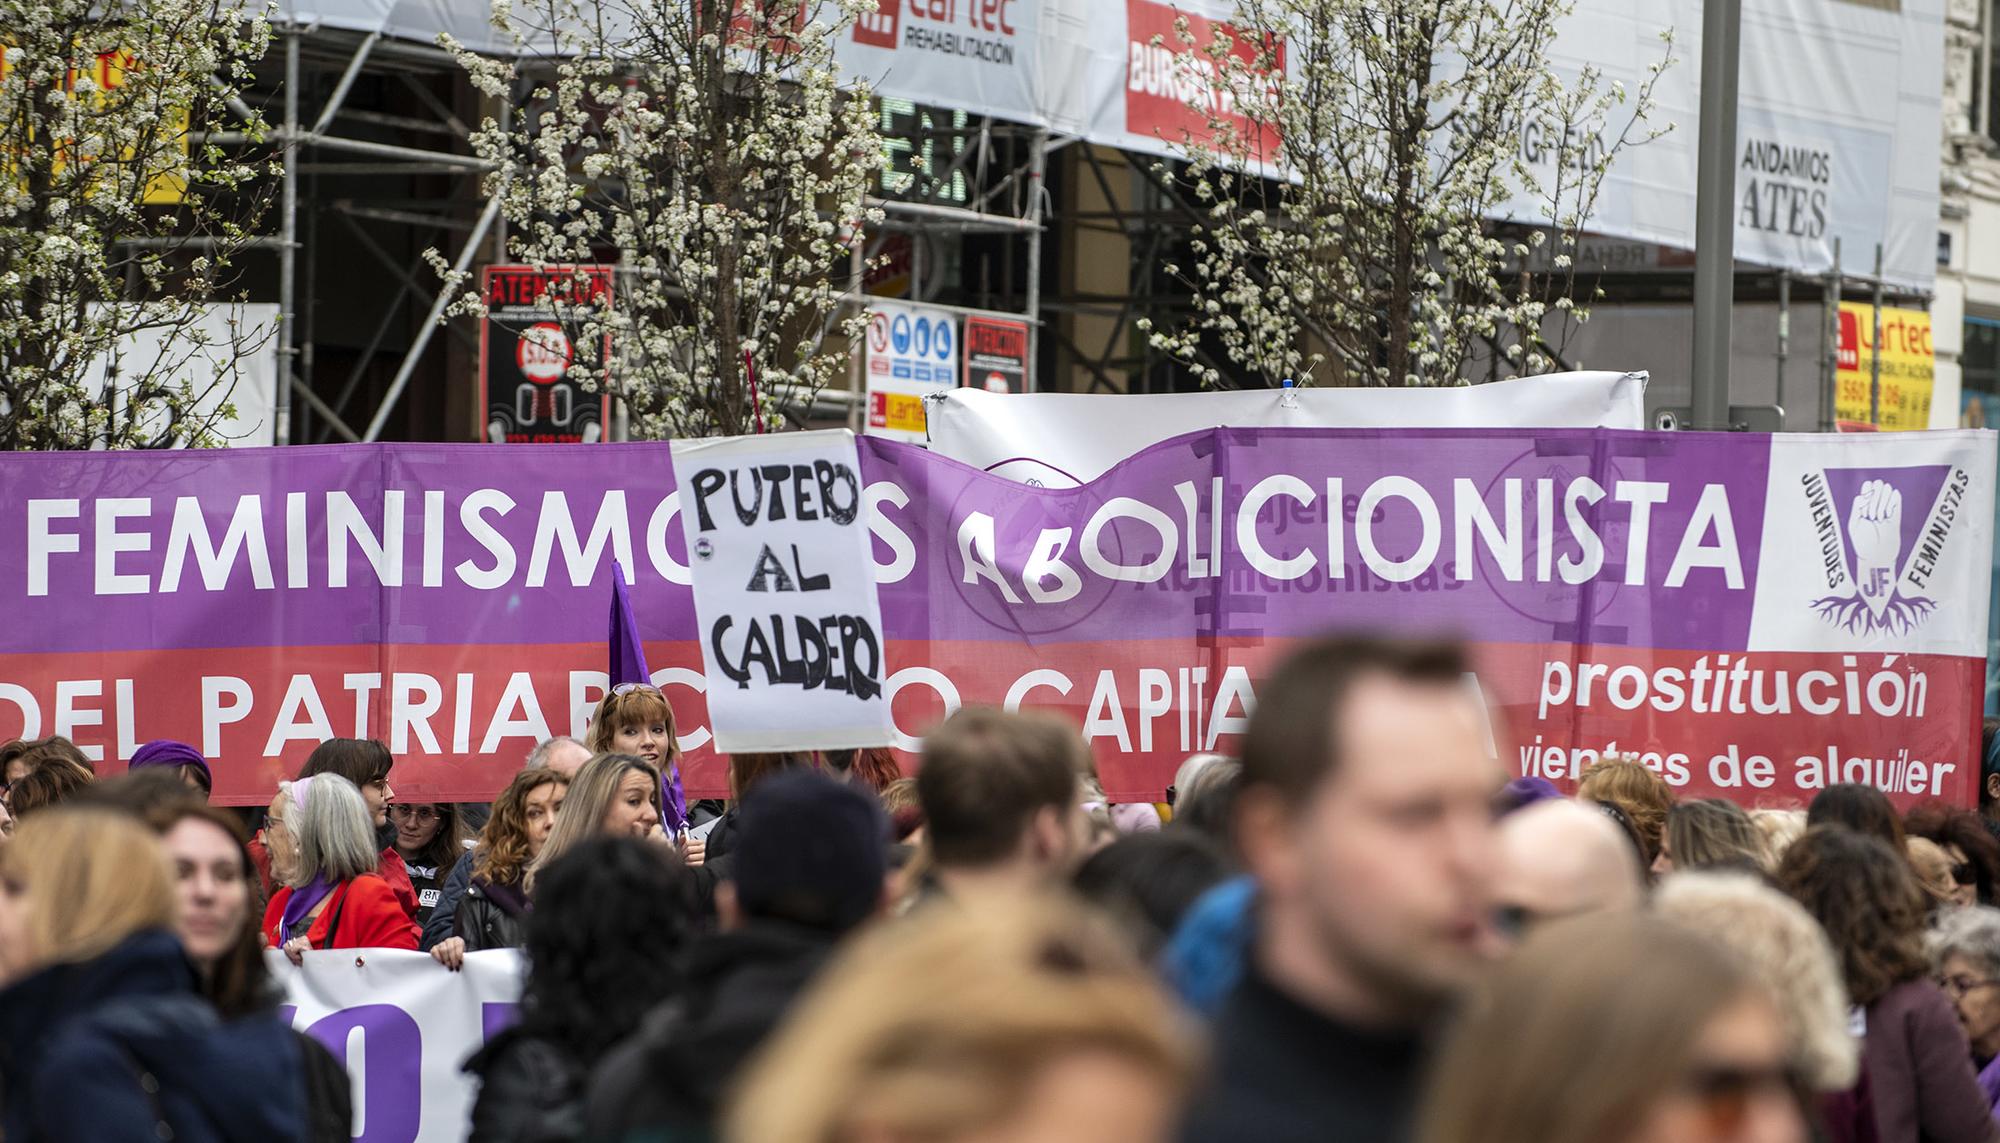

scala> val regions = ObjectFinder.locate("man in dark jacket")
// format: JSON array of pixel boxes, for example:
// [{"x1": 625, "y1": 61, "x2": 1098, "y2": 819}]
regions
[
  {"x1": 585, "y1": 770, "x2": 890, "y2": 1141},
  {"x1": 1180, "y1": 636, "x2": 1503, "y2": 1143}
]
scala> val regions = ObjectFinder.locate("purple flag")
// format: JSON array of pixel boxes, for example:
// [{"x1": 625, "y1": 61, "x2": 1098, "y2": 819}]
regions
[
  {"x1": 608, "y1": 561, "x2": 686, "y2": 833},
  {"x1": 609, "y1": 560, "x2": 650, "y2": 687}
]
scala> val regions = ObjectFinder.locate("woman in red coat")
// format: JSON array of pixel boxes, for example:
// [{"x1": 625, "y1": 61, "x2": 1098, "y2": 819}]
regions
[{"x1": 262, "y1": 774, "x2": 420, "y2": 958}]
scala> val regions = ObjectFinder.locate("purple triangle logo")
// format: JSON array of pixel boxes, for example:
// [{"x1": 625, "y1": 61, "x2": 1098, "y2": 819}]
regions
[{"x1": 1809, "y1": 465, "x2": 1949, "y2": 633}]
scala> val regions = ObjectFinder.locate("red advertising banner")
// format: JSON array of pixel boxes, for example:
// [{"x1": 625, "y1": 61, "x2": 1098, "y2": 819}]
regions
[{"x1": 1123, "y1": 0, "x2": 1282, "y2": 158}]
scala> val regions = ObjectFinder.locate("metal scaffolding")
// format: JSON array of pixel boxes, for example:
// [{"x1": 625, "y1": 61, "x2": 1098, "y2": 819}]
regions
[{"x1": 232, "y1": 23, "x2": 1055, "y2": 445}]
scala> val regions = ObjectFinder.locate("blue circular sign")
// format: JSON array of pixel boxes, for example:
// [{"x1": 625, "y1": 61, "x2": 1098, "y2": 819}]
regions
[
  {"x1": 914, "y1": 316, "x2": 932, "y2": 358},
  {"x1": 935, "y1": 320, "x2": 953, "y2": 360},
  {"x1": 891, "y1": 314, "x2": 911, "y2": 355}
]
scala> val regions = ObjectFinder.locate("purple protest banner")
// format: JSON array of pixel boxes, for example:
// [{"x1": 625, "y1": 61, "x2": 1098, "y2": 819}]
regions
[{"x1": 0, "y1": 426, "x2": 1990, "y2": 807}]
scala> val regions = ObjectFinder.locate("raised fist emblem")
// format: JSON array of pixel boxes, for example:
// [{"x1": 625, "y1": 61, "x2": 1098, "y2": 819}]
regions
[{"x1": 1848, "y1": 479, "x2": 1902, "y2": 615}]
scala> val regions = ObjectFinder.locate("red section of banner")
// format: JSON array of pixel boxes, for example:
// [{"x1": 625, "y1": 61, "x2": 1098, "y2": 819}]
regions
[
  {"x1": 0, "y1": 639, "x2": 1980, "y2": 810},
  {"x1": 1123, "y1": 0, "x2": 1282, "y2": 158},
  {"x1": 1480, "y1": 644, "x2": 1982, "y2": 808}
]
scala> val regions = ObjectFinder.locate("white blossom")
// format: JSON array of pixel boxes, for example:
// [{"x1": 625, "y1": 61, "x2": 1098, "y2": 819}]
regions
[
  {"x1": 1147, "y1": 0, "x2": 1673, "y2": 389},
  {"x1": 0, "y1": 0, "x2": 274, "y2": 447},
  {"x1": 442, "y1": 0, "x2": 883, "y2": 438}
]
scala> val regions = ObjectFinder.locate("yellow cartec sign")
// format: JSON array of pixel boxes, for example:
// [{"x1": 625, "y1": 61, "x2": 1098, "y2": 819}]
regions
[
  {"x1": 1837, "y1": 302, "x2": 1933, "y2": 431},
  {"x1": 0, "y1": 44, "x2": 188, "y2": 204}
]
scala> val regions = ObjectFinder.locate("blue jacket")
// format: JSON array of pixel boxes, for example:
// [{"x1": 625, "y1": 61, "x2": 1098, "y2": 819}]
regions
[
  {"x1": 0, "y1": 929, "x2": 309, "y2": 1143},
  {"x1": 1159, "y1": 875, "x2": 1256, "y2": 1017}
]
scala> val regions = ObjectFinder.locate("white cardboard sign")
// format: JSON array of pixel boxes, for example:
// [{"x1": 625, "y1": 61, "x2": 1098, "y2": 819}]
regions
[{"x1": 669, "y1": 429, "x2": 894, "y2": 752}]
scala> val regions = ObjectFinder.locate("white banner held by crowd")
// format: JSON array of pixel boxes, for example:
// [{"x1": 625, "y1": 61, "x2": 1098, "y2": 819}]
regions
[
  {"x1": 925, "y1": 371, "x2": 1650, "y2": 486},
  {"x1": 670, "y1": 429, "x2": 894, "y2": 752},
  {"x1": 273, "y1": 948, "x2": 522, "y2": 1143}
]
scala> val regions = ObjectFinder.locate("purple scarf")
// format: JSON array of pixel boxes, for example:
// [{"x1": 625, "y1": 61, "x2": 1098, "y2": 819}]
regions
[
  {"x1": 661, "y1": 766, "x2": 687, "y2": 835},
  {"x1": 1977, "y1": 1053, "x2": 2000, "y2": 1117},
  {"x1": 276, "y1": 777, "x2": 336, "y2": 938},
  {"x1": 279, "y1": 873, "x2": 336, "y2": 938}
]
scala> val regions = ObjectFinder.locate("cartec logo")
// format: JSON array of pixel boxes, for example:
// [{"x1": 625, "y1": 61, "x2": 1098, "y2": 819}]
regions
[
  {"x1": 854, "y1": 3, "x2": 898, "y2": 48},
  {"x1": 854, "y1": 1, "x2": 1020, "y2": 58},
  {"x1": 1838, "y1": 309, "x2": 1859, "y2": 371}
]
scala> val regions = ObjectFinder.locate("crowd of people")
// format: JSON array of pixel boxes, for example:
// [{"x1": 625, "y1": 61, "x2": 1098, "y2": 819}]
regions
[{"x1": 4, "y1": 634, "x2": 2000, "y2": 1141}]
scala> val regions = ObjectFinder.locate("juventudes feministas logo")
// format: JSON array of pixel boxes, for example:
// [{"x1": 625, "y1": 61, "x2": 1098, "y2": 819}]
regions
[{"x1": 1803, "y1": 465, "x2": 1971, "y2": 635}]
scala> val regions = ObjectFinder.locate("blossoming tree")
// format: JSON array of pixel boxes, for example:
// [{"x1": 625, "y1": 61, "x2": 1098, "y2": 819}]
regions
[
  {"x1": 1143, "y1": 0, "x2": 1673, "y2": 388},
  {"x1": 0, "y1": 0, "x2": 273, "y2": 447},
  {"x1": 439, "y1": 0, "x2": 882, "y2": 438}
]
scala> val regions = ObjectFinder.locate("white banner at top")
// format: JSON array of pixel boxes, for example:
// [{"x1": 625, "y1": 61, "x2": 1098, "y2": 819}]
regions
[
  {"x1": 1507, "y1": 0, "x2": 1945, "y2": 291},
  {"x1": 834, "y1": 0, "x2": 1041, "y2": 126},
  {"x1": 926, "y1": 371, "x2": 1650, "y2": 486},
  {"x1": 290, "y1": 0, "x2": 1942, "y2": 288}
]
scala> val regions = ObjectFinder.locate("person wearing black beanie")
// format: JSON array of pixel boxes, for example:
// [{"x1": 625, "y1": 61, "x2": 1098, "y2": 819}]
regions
[{"x1": 585, "y1": 769, "x2": 891, "y2": 1141}]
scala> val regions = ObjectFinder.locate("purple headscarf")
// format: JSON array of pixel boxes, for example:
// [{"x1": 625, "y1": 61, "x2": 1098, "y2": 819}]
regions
[{"x1": 128, "y1": 739, "x2": 212, "y2": 790}]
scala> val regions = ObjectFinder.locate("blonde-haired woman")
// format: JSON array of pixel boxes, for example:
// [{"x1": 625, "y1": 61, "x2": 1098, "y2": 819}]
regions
[
  {"x1": 725, "y1": 894, "x2": 1198, "y2": 1143},
  {"x1": 0, "y1": 808, "x2": 310, "y2": 1139},
  {"x1": 587, "y1": 685, "x2": 683, "y2": 815},
  {"x1": 1753, "y1": 809, "x2": 1808, "y2": 866},
  {"x1": 1655, "y1": 871, "x2": 1860, "y2": 1096},
  {"x1": 527, "y1": 753, "x2": 663, "y2": 891},
  {"x1": 1419, "y1": 912, "x2": 1806, "y2": 1143},
  {"x1": 1576, "y1": 759, "x2": 1675, "y2": 868}
]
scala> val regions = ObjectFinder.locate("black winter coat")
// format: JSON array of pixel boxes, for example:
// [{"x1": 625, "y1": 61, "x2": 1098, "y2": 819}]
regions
[
  {"x1": 456, "y1": 876, "x2": 531, "y2": 951},
  {"x1": 0, "y1": 929, "x2": 309, "y2": 1143},
  {"x1": 465, "y1": 1027, "x2": 585, "y2": 1143},
  {"x1": 584, "y1": 920, "x2": 842, "y2": 1142},
  {"x1": 701, "y1": 808, "x2": 743, "y2": 862}
]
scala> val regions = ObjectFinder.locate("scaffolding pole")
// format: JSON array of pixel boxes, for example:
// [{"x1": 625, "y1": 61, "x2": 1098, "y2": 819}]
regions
[
  {"x1": 1820, "y1": 237, "x2": 1841, "y2": 432},
  {"x1": 1024, "y1": 130, "x2": 1049, "y2": 393},
  {"x1": 362, "y1": 195, "x2": 503, "y2": 441},
  {"x1": 1776, "y1": 270, "x2": 1790, "y2": 421},
  {"x1": 274, "y1": 31, "x2": 300, "y2": 445},
  {"x1": 1870, "y1": 243, "x2": 1885, "y2": 427}
]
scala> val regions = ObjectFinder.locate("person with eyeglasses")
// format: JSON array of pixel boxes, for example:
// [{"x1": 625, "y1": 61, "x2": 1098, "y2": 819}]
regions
[
  {"x1": 1779, "y1": 826, "x2": 1999, "y2": 1143},
  {"x1": 262, "y1": 775, "x2": 420, "y2": 959},
  {"x1": 1657, "y1": 872, "x2": 1865, "y2": 1134},
  {"x1": 1908, "y1": 805, "x2": 2000, "y2": 909},
  {"x1": 586, "y1": 685, "x2": 704, "y2": 863},
  {"x1": 388, "y1": 802, "x2": 466, "y2": 929},
  {"x1": 1420, "y1": 912, "x2": 1809, "y2": 1143},
  {"x1": 1489, "y1": 798, "x2": 1644, "y2": 944},
  {"x1": 1916, "y1": 837, "x2": 1968, "y2": 913},
  {"x1": 288, "y1": 738, "x2": 418, "y2": 919},
  {"x1": 1929, "y1": 906, "x2": 2000, "y2": 1123}
]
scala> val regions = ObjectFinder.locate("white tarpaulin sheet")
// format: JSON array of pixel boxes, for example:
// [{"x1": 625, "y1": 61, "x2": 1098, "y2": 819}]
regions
[
  {"x1": 293, "y1": 0, "x2": 1941, "y2": 288},
  {"x1": 83, "y1": 302, "x2": 280, "y2": 448},
  {"x1": 925, "y1": 370, "x2": 1650, "y2": 486}
]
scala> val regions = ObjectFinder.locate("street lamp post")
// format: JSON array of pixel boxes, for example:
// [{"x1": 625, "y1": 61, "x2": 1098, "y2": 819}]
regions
[{"x1": 1690, "y1": 0, "x2": 1742, "y2": 431}]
